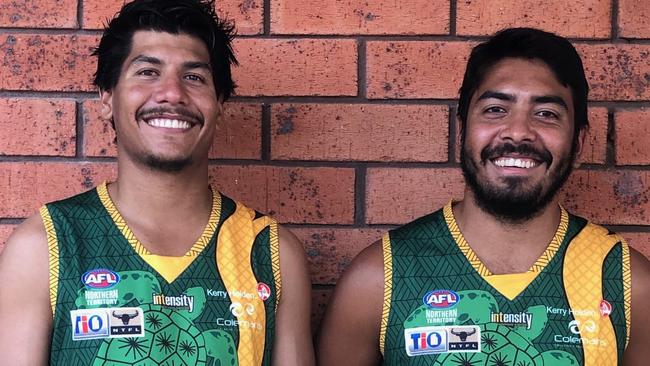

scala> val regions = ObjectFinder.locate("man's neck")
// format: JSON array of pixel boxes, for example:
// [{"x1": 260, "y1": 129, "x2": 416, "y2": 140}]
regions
[
  {"x1": 452, "y1": 189, "x2": 563, "y2": 274},
  {"x1": 106, "y1": 157, "x2": 213, "y2": 255}
]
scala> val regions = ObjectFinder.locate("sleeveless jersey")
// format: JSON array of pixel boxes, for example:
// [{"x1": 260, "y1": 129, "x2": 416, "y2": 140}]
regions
[
  {"x1": 41, "y1": 182, "x2": 281, "y2": 366},
  {"x1": 380, "y1": 202, "x2": 631, "y2": 366}
]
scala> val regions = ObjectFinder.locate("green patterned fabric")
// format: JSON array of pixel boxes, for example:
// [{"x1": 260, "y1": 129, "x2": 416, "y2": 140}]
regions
[
  {"x1": 44, "y1": 187, "x2": 277, "y2": 366},
  {"x1": 382, "y1": 208, "x2": 628, "y2": 366}
]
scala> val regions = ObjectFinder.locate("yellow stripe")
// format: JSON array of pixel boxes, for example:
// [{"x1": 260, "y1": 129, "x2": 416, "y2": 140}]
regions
[
  {"x1": 97, "y1": 181, "x2": 221, "y2": 283},
  {"x1": 40, "y1": 206, "x2": 59, "y2": 317},
  {"x1": 216, "y1": 202, "x2": 270, "y2": 366},
  {"x1": 269, "y1": 220, "x2": 281, "y2": 309},
  {"x1": 444, "y1": 202, "x2": 568, "y2": 299},
  {"x1": 563, "y1": 223, "x2": 619, "y2": 365},
  {"x1": 620, "y1": 237, "x2": 631, "y2": 348},
  {"x1": 379, "y1": 233, "x2": 392, "y2": 356}
]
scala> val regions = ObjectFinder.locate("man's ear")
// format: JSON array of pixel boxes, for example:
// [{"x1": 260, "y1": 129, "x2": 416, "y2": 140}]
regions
[
  {"x1": 573, "y1": 127, "x2": 588, "y2": 168},
  {"x1": 456, "y1": 113, "x2": 464, "y2": 146},
  {"x1": 99, "y1": 89, "x2": 113, "y2": 121}
]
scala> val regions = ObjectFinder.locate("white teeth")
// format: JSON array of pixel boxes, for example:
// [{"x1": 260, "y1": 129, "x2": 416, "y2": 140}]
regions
[
  {"x1": 146, "y1": 118, "x2": 192, "y2": 129},
  {"x1": 493, "y1": 158, "x2": 538, "y2": 169}
]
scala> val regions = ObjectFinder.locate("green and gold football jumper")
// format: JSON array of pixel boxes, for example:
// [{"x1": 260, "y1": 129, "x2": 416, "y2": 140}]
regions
[
  {"x1": 41, "y1": 182, "x2": 281, "y2": 366},
  {"x1": 380, "y1": 202, "x2": 631, "y2": 366}
]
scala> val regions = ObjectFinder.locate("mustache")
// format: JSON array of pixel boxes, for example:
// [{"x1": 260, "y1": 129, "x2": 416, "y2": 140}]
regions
[
  {"x1": 480, "y1": 142, "x2": 552, "y2": 165},
  {"x1": 136, "y1": 106, "x2": 204, "y2": 126}
]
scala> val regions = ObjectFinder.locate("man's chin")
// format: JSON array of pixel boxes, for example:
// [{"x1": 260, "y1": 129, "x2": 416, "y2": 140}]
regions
[{"x1": 141, "y1": 154, "x2": 193, "y2": 173}]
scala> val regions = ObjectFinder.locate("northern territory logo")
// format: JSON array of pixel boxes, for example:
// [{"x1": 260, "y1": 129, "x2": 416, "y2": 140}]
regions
[
  {"x1": 423, "y1": 290, "x2": 459, "y2": 309},
  {"x1": 82, "y1": 268, "x2": 120, "y2": 289},
  {"x1": 71, "y1": 307, "x2": 144, "y2": 341}
]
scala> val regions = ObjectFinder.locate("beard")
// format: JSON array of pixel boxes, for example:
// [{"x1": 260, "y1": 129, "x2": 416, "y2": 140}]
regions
[
  {"x1": 141, "y1": 154, "x2": 193, "y2": 173},
  {"x1": 460, "y1": 139, "x2": 577, "y2": 223}
]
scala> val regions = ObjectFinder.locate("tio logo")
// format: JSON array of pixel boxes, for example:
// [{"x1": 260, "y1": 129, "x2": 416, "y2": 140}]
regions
[
  {"x1": 404, "y1": 326, "x2": 448, "y2": 356},
  {"x1": 71, "y1": 309, "x2": 109, "y2": 340}
]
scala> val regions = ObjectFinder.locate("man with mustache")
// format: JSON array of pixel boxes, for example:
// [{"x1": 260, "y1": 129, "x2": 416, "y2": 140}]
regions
[
  {"x1": 0, "y1": 1, "x2": 314, "y2": 365},
  {"x1": 318, "y1": 28, "x2": 650, "y2": 365}
]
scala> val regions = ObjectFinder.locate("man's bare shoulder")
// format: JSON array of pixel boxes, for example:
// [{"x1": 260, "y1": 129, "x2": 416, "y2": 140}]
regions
[
  {"x1": 2, "y1": 213, "x2": 48, "y2": 259},
  {"x1": 273, "y1": 225, "x2": 315, "y2": 365},
  {"x1": 622, "y1": 247, "x2": 650, "y2": 365},
  {"x1": 0, "y1": 212, "x2": 52, "y2": 364},
  {"x1": 317, "y1": 240, "x2": 385, "y2": 366}
]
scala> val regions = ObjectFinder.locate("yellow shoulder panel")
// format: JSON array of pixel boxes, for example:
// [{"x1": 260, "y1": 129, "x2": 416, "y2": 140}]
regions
[{"x1": 563, "y1": 223, "x2": 620, "y2": 365}]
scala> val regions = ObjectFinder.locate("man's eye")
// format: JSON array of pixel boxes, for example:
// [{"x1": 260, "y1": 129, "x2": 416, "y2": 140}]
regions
[
  {"x1": 185, "y1": 74, "x2": 205, "y2": 82},
  {"x1": 484, "y1": 106, "x2": 506, "y2": 113},
  {"x1": 536, "y1": 110, "x2": 559, "y2": 119},
  {"x1": 137, "y1": 69, "x2": 158, "y2": 76}
]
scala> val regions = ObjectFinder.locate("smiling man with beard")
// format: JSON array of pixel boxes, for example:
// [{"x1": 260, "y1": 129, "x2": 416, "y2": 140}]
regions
[
  {"x1": 0, "y1": 1, "x2": 314, "y2": 365},
  {"x1": 318, "y1": 28, "x2": 650, "y2": 366}
]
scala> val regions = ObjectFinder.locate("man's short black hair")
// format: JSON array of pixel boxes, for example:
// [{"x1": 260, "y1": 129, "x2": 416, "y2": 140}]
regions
[
  {"x1": 457, "y1": 27, "x2": 589, "y2": 140},
  {"x1": 92, "y1": 0, "x2": 237, "y2": 101}
]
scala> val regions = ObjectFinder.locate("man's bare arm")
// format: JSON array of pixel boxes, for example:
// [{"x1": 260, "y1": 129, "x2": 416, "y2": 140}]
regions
[
  {"x1": 272, "y1": 226, "x2": 315, "y2": 365},
  {"x1": 0, "y1": 214, "x2": 52, "y2": 365},
  {"x1": 317, "y1": 241, "x2": 384, "y2": 366},
  {"x1": 622, "y1": 248, "x2": 650, "y2": 365}
]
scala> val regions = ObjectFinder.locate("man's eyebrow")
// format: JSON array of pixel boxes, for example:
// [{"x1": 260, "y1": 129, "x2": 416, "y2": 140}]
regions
[
  {"x1": 182, "y1": 61, "x2": 212, "y2": 72},
  {"x1": 533, "y1": 95, "x2": 568, "y2": 110},
  {"x1": 129, "y1": 55, "x2": 162, "y2": 66},
  {"x1": 476, "y1": 90, "x2": 515, "y2": 102}
]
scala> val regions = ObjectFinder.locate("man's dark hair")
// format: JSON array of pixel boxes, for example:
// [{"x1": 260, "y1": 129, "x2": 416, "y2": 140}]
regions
[
  {"x1": 92, "y1": 0, "x2": 237, "y2": 101},
  {"x1": 457, "y1": 27, "x2": 589, "y2": 141}
]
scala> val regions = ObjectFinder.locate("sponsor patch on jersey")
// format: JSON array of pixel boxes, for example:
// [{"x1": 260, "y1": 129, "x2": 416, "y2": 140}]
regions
[
  {"x1": 599, "y1": 299, "x2": 612, "y2": 317},
  {"x1": 404, "y1": 325, "x2": 480, "y2": 356},
  {"x1": 257, "y1": 282, "x2": 271, "y2": 301},
  {"x1": 425, "y1": 308, "x2": 458, "y2": 325},
  {"x1": 83, "y1": 289, "x2": 119, "y2": 306},
  {"x1": 152, "y1": 293, "x2": 194, "y2": 312},
  {"x1": 82, "y1": 268, "x2": 120, "y2": 289},
  {"x1": 71, "y1": 307, "x2": 144, "y2": 341},
  {"x1": 422, "y1": 290, "x2": 459, "y2": 309},
  {"x1": 490, "y1": 311, "x2": 533, "y2": 329}
]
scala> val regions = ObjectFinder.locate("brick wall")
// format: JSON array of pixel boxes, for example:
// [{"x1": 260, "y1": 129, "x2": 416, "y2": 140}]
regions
[{"x1": 1, "y1": 0, "x2": 649, "y2": 330}]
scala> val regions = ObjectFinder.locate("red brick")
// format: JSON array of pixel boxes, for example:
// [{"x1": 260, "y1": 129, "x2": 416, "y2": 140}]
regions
[
  {"x1": 0, "y1": 99, "x2": 76, "y2": 156},
  {"x1": 312, "y1": 288, "x2": 332, "y2": 333},
  {"x1": 83, "y1": 101, "x2": 261, "y2": 159},
  {"x1": 209, "y1": 166, "x2": 355, "y2": 224},
  {"x1": 234, "y1": 39, "x2": 357, "y2": 97},
  {"x1": 619, "y1": 0, "x2": 650, "y2": 38},
  {"x1": 0, "y1": 224, "x2": 17, "y2": 255},
  {"x1": 83, "y1": 0, "x2": 263, "y2": 35},
  {"x1": 0, "y1": 0, "x2": 77, "y2": 28},
  {"x1": 560, "y1": 170, "x2": 650, "y2": 225},
  {"x1": 621, "y1": 232, "x2": 650, "y2": 260},
  {"x1": 0, "y1": 34, "x2": 97, "y2": 92},
  {"x1": 271, "y1": 104, "x2": 448, "y2": 162},
  {"x1": 615, "y1": 108, "x2": 650, "y2": 165},
  {"x1": 292, "y1": 228, "x2": 383, "y2": 285},
  {"x1": 210, "y1": 103, "x2": 262, "y2": 160},
  {"x1": 270, "y1": 0, "x2": 449, "y2": 35},
  {"x1": 366, "y1": 168, "x2": 465, "y2": 224},
  {"x1": 82, "y1": 100, "x2": 116, "y2": 157},
  {"x1": 0, "y1": 163, "x2": 116, "y2": 218},
  {"x1": 577, "y1": 44, "x2": 650, "y2": 101},
  {"x1": 367, "y1": 41, "x2": 473, "y2": 99},
  {"x1": 580, "y1": 107, "x2": 608, "y2": 164},
  {"x1": 457, "y1": 0, "x2": 611, "y2": 38}
]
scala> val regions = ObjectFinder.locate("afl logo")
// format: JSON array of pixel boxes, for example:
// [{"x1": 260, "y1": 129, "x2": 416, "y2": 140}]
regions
[
  {"x1": 423, "y1": 290, "x2": 459, "y2": 309},
  {"x1": 82, "y1": 269, "x2": 120, "y2": 289}
]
